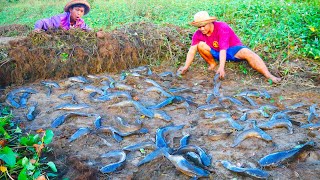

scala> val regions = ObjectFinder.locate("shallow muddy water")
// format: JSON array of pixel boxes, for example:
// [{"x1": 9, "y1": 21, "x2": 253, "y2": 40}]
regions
[{"x1": 3, "y1": 66, "x2": 320, "y2": 180}]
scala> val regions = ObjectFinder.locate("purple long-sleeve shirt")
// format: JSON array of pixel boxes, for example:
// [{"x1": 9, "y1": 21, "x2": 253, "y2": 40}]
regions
[{"x1": 34, "y1": 12, "x2": 90, "y2": 31}]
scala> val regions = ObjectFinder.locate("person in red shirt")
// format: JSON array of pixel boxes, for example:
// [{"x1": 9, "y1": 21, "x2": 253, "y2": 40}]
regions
[{"x1": 178, "y1": 11, "x2": 281, "y2": 83}]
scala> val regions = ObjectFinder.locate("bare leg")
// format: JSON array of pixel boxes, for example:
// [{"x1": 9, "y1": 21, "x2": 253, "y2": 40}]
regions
[
  {"x1": 234, "y1": 48, "x2": 281, "y2": 83},
  {"x1": 197, "y1": 42, "x2": 218, "y2": 70}
]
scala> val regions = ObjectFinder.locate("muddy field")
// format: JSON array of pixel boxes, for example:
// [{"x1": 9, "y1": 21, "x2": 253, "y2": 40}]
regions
[{"x1": 2, "y1": 63, "x2": 320, "y2": 179}]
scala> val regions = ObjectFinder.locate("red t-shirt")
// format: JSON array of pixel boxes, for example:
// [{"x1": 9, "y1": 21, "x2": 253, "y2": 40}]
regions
[{"x1": 191, "y1": 21, "x2": 243, "y2": 51}]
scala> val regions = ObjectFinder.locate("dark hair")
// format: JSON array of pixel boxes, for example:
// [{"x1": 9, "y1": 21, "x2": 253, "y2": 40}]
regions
[{"x1": 69, "y1": 4, "x2": 86, "y2": 10}]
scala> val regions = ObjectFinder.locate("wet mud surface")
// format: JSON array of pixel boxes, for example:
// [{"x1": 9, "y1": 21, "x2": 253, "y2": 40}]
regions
[{"x1": 2, "y1": 66, "x2": 320, "y2": 180}]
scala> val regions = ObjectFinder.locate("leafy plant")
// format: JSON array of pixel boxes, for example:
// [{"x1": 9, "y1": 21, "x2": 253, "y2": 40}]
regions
[
  {"x1": 60, "y1": 52, "x2": 69, "y2": 62},
  {"x1": 239, "y1": 64, "x2": 248, "y2": 75},
  {"x1": 0, "y1": 110, "x2": 56, "y2": 180}
]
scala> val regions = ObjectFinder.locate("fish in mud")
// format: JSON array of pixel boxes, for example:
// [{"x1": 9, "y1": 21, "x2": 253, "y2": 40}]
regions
[
  {"x1": 258, "y1": 118, "x2": 293, "y2": 134},
  {"x1": 145, "y1": 86, "x2": 172, "y2": 97},
  {"x1": 110, "y1": 100, "x2": 154, "y2": 118},
  {"x1": 156, "y1": 124, "x2": 184, "y2": 148},
  {"x1": 258, "y1": 141, "x2": 315, "y2": 167},
  {"x1": 26, "y1": 102, "x2": 38, "y2": 121},
  {"x1": 220, "y1": 160, "x2": 269, "y2": 179},
  {"x1": 68, "y1": 127, "x2": 91, "y2": 142},
  {"x1": 101, "y1": 75, "x2": 116, "y2": 88},
  {"x1": 122, "y1": 141, "x2": 156, "y2": 152},
  {"x1": 41, "y1": 81, "x2": 61, "y2": 96},
  {"x1": 158, "y1": 71, "x2": 174, "y2": 77},
  {"x1": 94, "y1": 115, "x2": 102, "y2": 129},
  {"x1": 145, "y1": 78, "x2": 162, "y2": 88},
  {"x1": 172, "y1": 144, "x2": 212, "y2": 167},
  {"x1": 58, "y1": 93, "x2": 77, "y2": 103},
  {"x1": 162, "y1": 148, "x2": 210, "y2": 178},
  {"x1": 213, "y1": 81, "x2": 221, "y2": 97},
  {"x1": 6, "y1": 87, "x2": 38, "y2": 108},
  {"x1": 218, "y1": 96, "x2": 243, "y2": 107},
  {"x1": 106, "y1": 91, "x2": 132, "y2": 100},
  {"x1": 184, "y1": 152, "x2": 210, "y2": 170},
  {"x1": 80, "y1": 85, "x2": 105, "y2": 95},
  {"x1": 300, "y1": 123, "x2": 320, "y2": 130},
  {"x1": 240, "y1": 95, "x2": 258, "y2": 107},
  {"x1": 234, "y1": 90, "x2": 271, "y2": 99},
  {"x1": 213, "y1": 73, "x2": 220, "y2": 84},
  {"x1": 69, "y1": 76, "x2": 90, "y2": 83},
  {"x1": 54, "y1": 103, "x2": 90, "y2": 111},
  {"x1": 114, "y1": 83, "x2": 133, "y2": 91},
  {"x1": 129, "y1": 65, "x2": 152, "y2": 75},
  {"x1": 100, "y1": 150, "x2": 126, "y2": 173},
  {"x1": 168, "y1": 87, "x2": 193, "y2": 94},
  {"x1": 19, "y1": 92, "x2": 30, "y2": 108},
  {"x1": 97, "y1": 125, "x2": 148, "y2": 142},
  {"x1": 204, "y1": 112, "x2": 243, "y2": 131},
  {"x1": 207, "y1": 130, "x2": 233, "y2": 141},
  {"x1": 137, "y1": 148, "x2": 167, "y2": 166},
  {"x1": 179, "y1": 134, "x2": 190, "y2": 147},
  {"x1": 51, "y1": 112, "x2": 93, "y2": 128},
  {"x1": 308, "y1": 104, "x2": 319, "y2": 123},
  {"x1": 197, "y1": 103, "x2": 222, "y2": 111},
  {"x1": 232, "y1": 120, "x2": 272, "y2": 147},
  {"x1": 153, "y1": 110, "x2": 172, "y2": 122},
  {"x1": 115, "y1": 116, "x2": 142, "y2": 132},
  {"x1": 147, "y1": 96, "x2": 176, "y2": 109}
]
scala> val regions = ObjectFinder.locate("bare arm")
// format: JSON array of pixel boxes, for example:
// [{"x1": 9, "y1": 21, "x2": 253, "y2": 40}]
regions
[
  {"x1": 216, "y1": 50, "x2": 227, "y2": 78},
  {"x1": 178, "y1": 45, "x2": 197, "y2": 74}
]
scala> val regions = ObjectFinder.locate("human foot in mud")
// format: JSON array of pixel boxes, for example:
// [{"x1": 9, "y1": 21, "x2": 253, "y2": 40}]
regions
[{"x1": 207, "y1": 63, "x2": 217, "y2": 71}]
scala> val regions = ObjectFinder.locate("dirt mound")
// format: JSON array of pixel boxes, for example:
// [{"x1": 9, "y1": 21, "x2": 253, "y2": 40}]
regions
[
  {"x1": 0, "y1": 24, "x2": 31, "y2": 36},
  {"x1": 0, "y1": 22, "x2": 190, "y2": 86}
]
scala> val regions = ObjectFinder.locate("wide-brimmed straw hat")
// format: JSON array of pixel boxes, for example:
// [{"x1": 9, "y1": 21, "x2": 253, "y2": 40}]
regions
[
  {"x1": 64, "y1": 0, "x2": 91, "y2": 15},
  {"x1": 190, "y1": 11, "x2": 217, "y2": 27}
]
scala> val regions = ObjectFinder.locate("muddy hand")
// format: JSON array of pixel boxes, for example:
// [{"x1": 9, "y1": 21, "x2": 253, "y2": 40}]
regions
[
  {"x1": 96, "y1": 29, "x2": 105, "y2": 38},
  {"x1": 33, "y1": 29, "x2": 43, "y2": 33},
  {"x1": 177, "y1": 66, "x2": 188, "y2": 75},
  {"x1": 216, "y1": 67, "x2": 225, "y2": 79}
]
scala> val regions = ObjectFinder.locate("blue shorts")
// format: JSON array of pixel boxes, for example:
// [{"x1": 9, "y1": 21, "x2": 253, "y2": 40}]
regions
[{"x1": 210, "y1": 46, "x2": 247, "y2": 62}]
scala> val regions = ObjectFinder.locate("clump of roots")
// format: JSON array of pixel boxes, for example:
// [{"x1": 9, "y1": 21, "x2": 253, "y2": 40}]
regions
[{"x1": 0, "y1": 22, "x2": 191, "y2": 86}]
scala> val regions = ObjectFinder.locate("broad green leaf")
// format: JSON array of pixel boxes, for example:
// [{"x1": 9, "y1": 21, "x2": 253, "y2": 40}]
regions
[
  {"x1": 1, "y1": 107, "x2": 11, "y2": 116},
  {"x1": 47, "y1": 161, "x2": 57, "y2": 172},
  {"x1": 15, "y1": 126, "x2": 22, "y2": 133},
  {"x1": 22, "y1": 157, "x2": 29, "y2": 167},
  {"x1": 0, "y1": 115, "x2": 11, "y2": 126},
  {"x1": 18, "y1": 167, "x2": 27, "y2": 180},
  {"x1": 47, "y1": 173, "x2": 58, "y2": 177},
  {"x1": 43, "y1": 130, "x2": 54, "y2": 145},
  {"x1": 32, "y1": 134, "x2": 40, "y2": 143},
  {"x1": 33, "y1": 170, "x2": 41, "y2": 179},
  {"x1": 19, "y1": 137, "x2": 29, "y2": 146},
  {"x1": 0, "y1": 147, "x2": 16, "y2": 167},
  {"x1": 20, "y1": 134, "x2": 40, "y2": 146},
  {"x1": 26, "y1": 162, "x2": 35, "y2": 171},
  {"x1": 0, "y1": 126, "x2": 11, "y2": 139}
]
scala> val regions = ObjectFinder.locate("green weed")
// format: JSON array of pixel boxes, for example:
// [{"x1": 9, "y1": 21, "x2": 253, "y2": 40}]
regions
[
  {"x1": 0, "y1": 110, "x2": 56, "y2": 179},
  {"x1": 239, "y1": 64, "x2": 248, "y2": 75}
]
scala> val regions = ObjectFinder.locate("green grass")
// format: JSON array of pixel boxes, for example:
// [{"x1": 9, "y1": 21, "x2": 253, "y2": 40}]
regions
[{"x1": 1, "y1": 0, "x2": 319, "y2": 61}]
